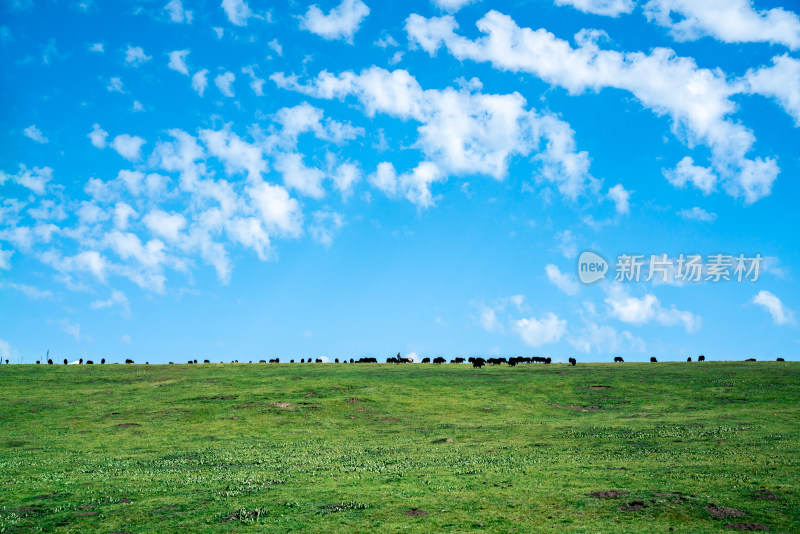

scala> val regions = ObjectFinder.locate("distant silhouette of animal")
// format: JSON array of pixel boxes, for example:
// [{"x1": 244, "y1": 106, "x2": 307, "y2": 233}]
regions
[
  {"x1": 687, "y1": 357, "x2": 692, "y2": 362},
  {"x1": 650, "y1": 357, "x2": 657, "y2": 363},
  {"x1": 204, "y1": 360, "x2": 210, "y2": 364},
  {"x1": 259, "y1": 360, "x2": 266, "y2": 363},
  {"x1": 86, "y1": 360, "x2": 93, "y2": 365},
  {"x1": 47, "y1": 359, "x2": 53, "y2": 365},
  {"x1": 698, "y1": 355, "x2": 705, "y2": 361},
  {"x1": 334, "y1": 358, "x2": 339, "y2": 363},
  {"x1": 614, "y1": 356, "x2": 624, "y2": 363},
  {"x1": 745, "y1": 358, "x2": 756, "y2": 361},
  {"x1": 472, "y1": 357, "x2": 485, "y2": 368},
  {"x1": 101, "y1": 358, "x2": 105, "y2": 364},
  {"x1": 569, "y1": 357, "x2": 577, "y2": 366},
  {"x1": 125, "y1": 359, "x2": 134, "y2": 364},
  {"x1": 433, "y1": 357, "x2": 446, "y2": 364},
  {"x1": 777, "y1": 357, "x2": 785, "y2": 361},
  {"x1": 421, "y1": 357, "x2": 431, "y2": 363}
]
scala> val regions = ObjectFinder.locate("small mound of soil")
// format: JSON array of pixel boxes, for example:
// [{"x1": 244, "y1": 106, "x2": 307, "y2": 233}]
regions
[
  {"x1": 271, "y1": 402, "x2": 293, "y2": 409},
  {"x1": 752, "y1": 489, "x2": 779, "y2": 500},
  {"x1": 404, "y1": 508, "x2": 428, "y2": 516},
  {"x1": 619, "y1": 501, "x2": 647, "y2": 511},
  {"x1": 707, "y1": 505, "x2": 746, "y2": 519},
  {"x1": 724, "y1": 524, "x2": 768, "y2": 531},
  {"x1": 587, "y1": 490, "x2": 628, "y2": 499}
]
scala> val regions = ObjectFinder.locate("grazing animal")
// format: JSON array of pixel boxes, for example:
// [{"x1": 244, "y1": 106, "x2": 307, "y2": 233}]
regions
[
  {"x1": 568, "y1": 357, "x2": 577, "y2": 366},
  {"x1": 169, "y1": 362, "x2": 174, "y2": 365},
  {"x1": 86, "y1": 360, "x2": 93, "y2": 365},
  {"x1": 125, "y1": 359, "x2": 134, "y2": 364},
  {"x1": 472, "y1": 357, "x2": 485, "y2": 368},
  {"x1": 687, "y1": 357, "x2": 692, "y2": 362},
  {"x1": 650, "y1": 357, "x2": 658, "y2": 363},
  {"x1": 421, "y1": 357, "x2": 431, "y2": 363},
  {"x1": 335, "y1": 358, "x2": 339, "y2": 363},
  {"x1": 777, "y1": 357, "x2": 785, "y2": 361},
  {"x1": 79, "y1": 358, "x2": 83, "y2": 364},
  {"x1": 745, "y1": 358, "x2": 756, "y2": 362},
  {"x1": 698, "y1": 355, "x2": 705, "y2": 361},
  {"x1": 204, "y1": 359, "x2": 210, "y2": 364},
  {"x1": 315, "y1": 358, "x2": 322, "y2": 363},
  {"x1": 188, "y1": 360, "x2": 193, "y2": 364},
  {"x1": 101, "y1": 358, "x2": 105, "y2": 364},
  {"x1": 614, "y1": 356, "x2": 624, "y2": 363},
  {"x1": 47, "y1": 359, "x2": 53, "y2": 365},
  {"x1": 290, "y1": 359, "x2": 295, "y2": 363},
  {"x1": 193, "y1": 359, "x2": 198, "y2": 364},
  {"x1": 433, "y1": 357, "x2": 446, "y2": 364},
  {"x1": 259, "y1": 360, "x2": 267, "y2": 363}
]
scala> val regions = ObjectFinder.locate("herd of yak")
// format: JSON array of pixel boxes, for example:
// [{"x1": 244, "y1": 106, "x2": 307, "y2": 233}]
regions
[{"x1": 9, "y1": 354, "x2": 787, "y2": 366}]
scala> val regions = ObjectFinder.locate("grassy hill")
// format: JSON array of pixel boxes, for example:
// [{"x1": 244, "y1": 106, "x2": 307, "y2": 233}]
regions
[{"x1": 1, "y1": 361, "x2": 798, "y2": 533}]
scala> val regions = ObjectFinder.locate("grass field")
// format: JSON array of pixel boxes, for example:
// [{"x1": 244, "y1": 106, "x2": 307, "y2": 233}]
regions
[{"x1": 0, "y1": 361, "x2": 798, "y2": 533}]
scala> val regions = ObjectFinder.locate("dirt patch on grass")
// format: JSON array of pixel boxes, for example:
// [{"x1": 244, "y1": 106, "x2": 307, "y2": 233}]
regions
[
  {"x1": 724, "y1": 524, "x2": 768, "y2": 531},
  {"x1": 751, "y1": 489, "x2": 779, "y2": 500},
  {"x1": 74, "y1": 511, "x2": 97, "y2": 516},
  {"x1": 432, "y1": 438, "x2": 454, "y2": 444},
  {"x1": 404, "y1": 508, "x2": 428, "y2": 516},
  {"x1": 618, "y1": 501, "x2": 647, "y2": 511},
  {"x1": 587, "y1": 490, "x2": 628, "y2": 498},
  {"x1": 589, "y1": 385, "x2": 612, "y2": 389},
  {"x1": 346, "y1": 397, "x2": 360, "y2": 404},
  {"x1": 271, "y1": 402, "x2": 293, "y2": 409},
  {"x1": 197, "y1": 395, "x2": 236, "y2": 401},
  {"x1": 707, "y1": 505, "x2": 746, "y2": 519}
]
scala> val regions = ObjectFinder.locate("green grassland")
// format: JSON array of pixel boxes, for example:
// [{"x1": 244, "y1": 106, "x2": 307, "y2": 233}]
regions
[{"x1": 0, "y1": 361, "x2": 798, "y2": 533}]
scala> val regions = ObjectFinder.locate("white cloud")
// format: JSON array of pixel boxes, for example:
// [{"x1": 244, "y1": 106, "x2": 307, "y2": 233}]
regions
[
  {"x1": 405, "y1": 10, "x2": 779, "y2": 204},
  {"x1": 241, "y1": 65, "x2": 265, "y2": 95},
  {"x1": 199, "y1": 126, "x2": 267, "y2": 180},
  {"x1": 9, "y1": 283, "x2": 52, "y2": 299},
  {"x1": 132, "y1": 100, "x2": 144, "y2": 112},
  {"x1": 111, "y1": 134, "x2": 146, "y2": 161},
  {"x1": 124, "y1": 45, "x2": 151, "y2": 66},
  {"x1": 0, "y1": 164, "x2": 52, "y2": 194},
  {"x1": 268, "y1": 38, "x2": 282, "y2": 56},
  {"x1": 272, "y1": 66, "x2": 595, "y2": 204},
  {"x1": 568, "y1": 320, "x2": 645, "y2": 353},
  {"x1": 88, "y1": 123, "x2": 108, "y2": 148},
  {"x1": 91, "y1": 289, "x2": 130, "y2": 315},
  {"x1": 113, "y1": 202, "x2": 137, "y2": 230},
  {"x1": 555, "y1": 229, "x2": 577, "y2": 259},
  {"x1": 743, "y1": 54, "x2": 800, "y2": 127},
  {"x1": 0, "y1": 248, "x2": 12, "y2": 270},
  {"x1": 273, "y1": 102, "x2": 363, "y2": 145},
  {"x1": 192, "y1": 69, "x2": 209, "y2": 96},
  {"x1": 604, "y1": 284, "x2": 701, "y2": 332},
  {"x1": 330, "y1": 161, "x2": 361, "y2": 198},
  {"x1": 555, "y1": 0, "x2": 634, "y2": 17},
  {"x1": 89, "y1": 42, "x2": 104, "y2": 52},
  {"x1": 167, "y1": 49, "x2": 190, "y2": 75},
  {"x1": 215, "y1": 71, "x2": 235, "y2": 97},
  {"x1": 678, "y1": 206, "x2": 716, "y2": 221},
  {"x1": 664, "y1": 156, "x2": 717, "y2": 195},
  {"x1": 275, "y1": 152, "x2": 326, "y2": 198},
  {"x1": 221, "y1": 0, "x2": 253, "y2": 26},
  {"x1": 247, "y1": 181, "x2": 303, "y2": 237},
  {"x1": 607, "y1": 183, "x2": 630, "y2": 215},
  {"x1": 59, "y1": 318, "x2": 81, "y2": 341},
  {"x1": 753, "y1": 290, "x2": 795, "y2": 325},
  {"x1": 122, "y1": 334, "x2": 132, "y2": 344},
  {"x1": 23, "y1": 125, "x2": 48, "y2": 143},
  {"x1": 0, "y1": 339, "x2": 17, "y2": 362},
  {"x1": 309, "y1": 210, "x2": 345, "y2": 246},
  {"x1": 432, "y1": 0, "x2": 479, "y2": 13},
  {"x1": 643, "y1": 0, "x2": 800, "y2": 49},
  {"x1": 165, "y1": 0, "x2": 193, "y2": 23},
  {"x1": 213, "y1": 27, "x2": 224, "y2": 39},
  {"x1": 545, "y1": 264, "x2": 579, "y2": 295},
  {"x1": 143, "y1": 209, "x2": 186, "y2": 242},
  {"x1": 514, "y1": 312, "x2": 567, "y2": 347},
  {"x1": 107, "y1": 77, "x2": 124, "y2": 93},
  {"x1": 299, "y1": 0, "x2": 370, "y2": 43}
]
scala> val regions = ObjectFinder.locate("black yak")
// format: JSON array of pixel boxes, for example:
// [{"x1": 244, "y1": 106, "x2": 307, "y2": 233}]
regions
[
  {"x1": 698, "y1": 355, "x2": 705, "y2": 361},
  {"x1": 569, "y1": 357, "x2": 577, "y2": 366},
  {"x1": 777, "y1": 357, "x2": 785, "y2": 361},
  {"x1": 421, "y1": 357, "x2": 431, "y2": 363},
  {"x1": 687, "y1": 357, "x2": 692, "y2": 362},
  {"x1": 613, "y1": 356, "x2": 624, "y2": 363},
  {"x1": 101, "y1": 358, "x2": 105, "y2": 364},
  {"x1": 433, "y1": 357, "x2": 446, "y2": 364},
  {"x1": 204, "y1": 359, "x2": 210, "y2": 364},
  {"x1": 47, "y1": 359, "x2": 53, "y2": 365},
  {"x1": 86, "y1": 360, "x2": 93, "y2": 365},
  {"x1": 125, "y1": 359, "x2": 134, "y2": 364},
  {"x1": 473, "y1": 357, "x2": 485, "y2": 368},
  {"x1": 650, "y1": 357, "x2": 657, "y2": 363}
]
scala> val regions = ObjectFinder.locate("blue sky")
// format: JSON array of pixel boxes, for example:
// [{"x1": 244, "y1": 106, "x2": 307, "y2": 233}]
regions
[{"x1": 1, "y1": 0, "x2": 799, "y2": 364}]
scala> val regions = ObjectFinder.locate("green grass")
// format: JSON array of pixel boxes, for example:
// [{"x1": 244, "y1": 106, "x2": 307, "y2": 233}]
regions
[{"x1": 0, "y1": 361, "x2": 798, "y2": 533}]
